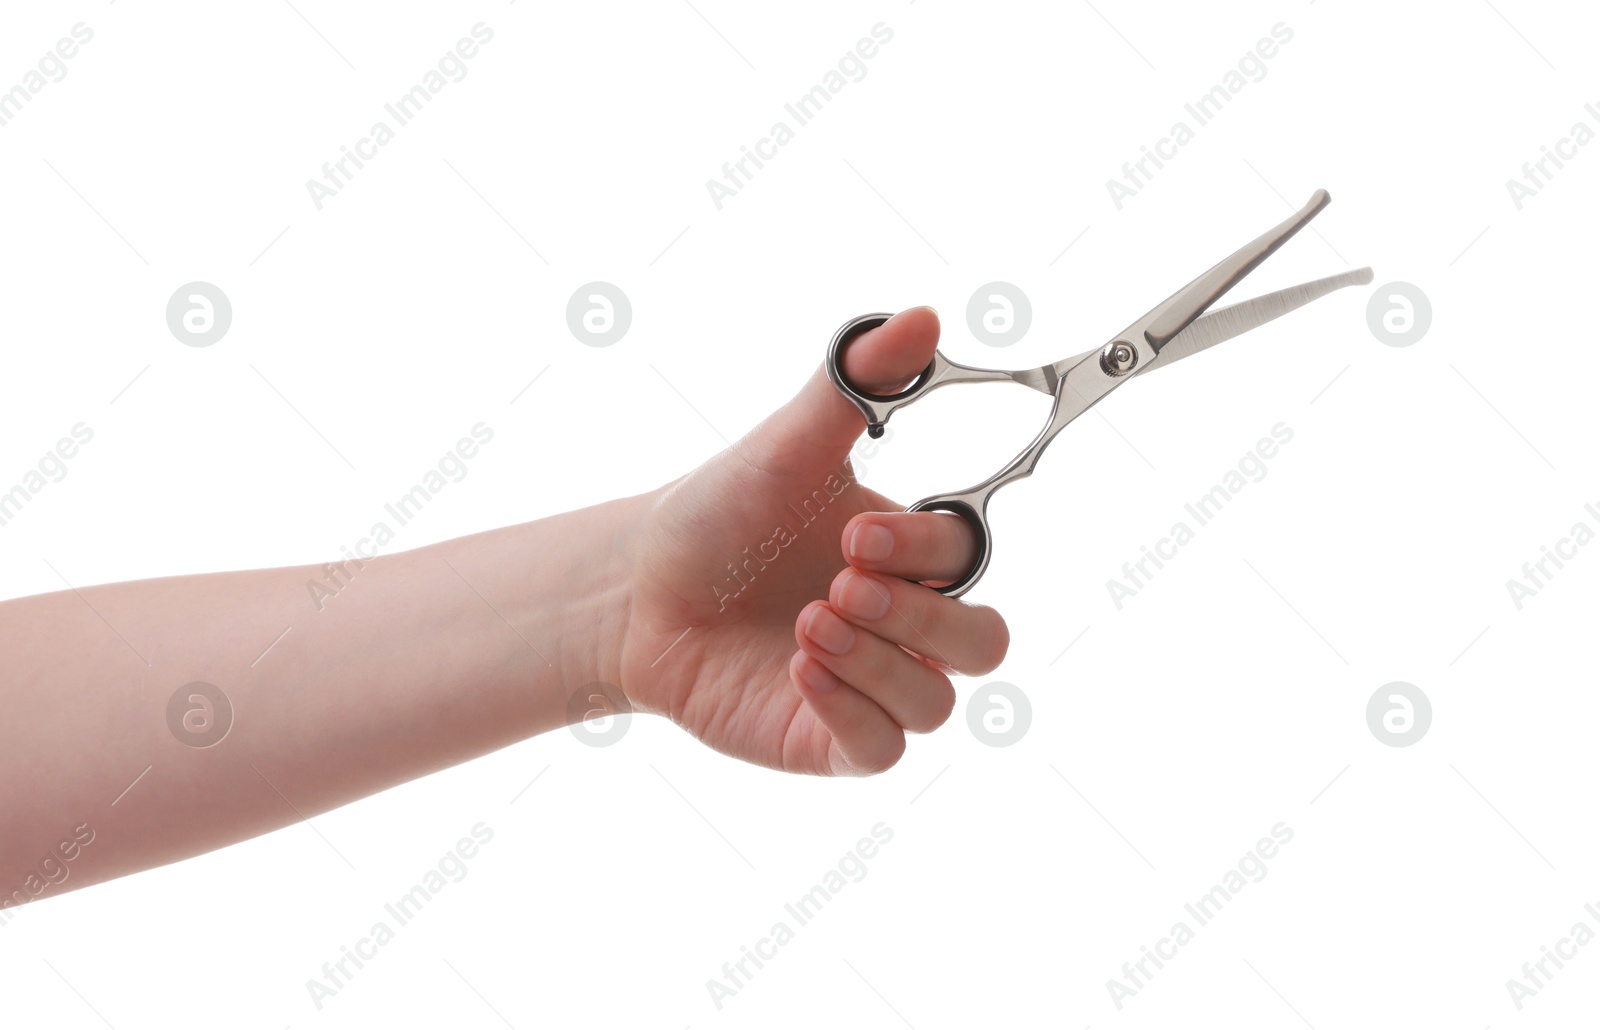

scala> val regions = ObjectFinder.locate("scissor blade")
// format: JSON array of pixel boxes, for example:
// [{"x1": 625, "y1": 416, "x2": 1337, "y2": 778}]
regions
[
  {"x1": 1143, "y1": 190, "x2": 1331, "y2": 350},
  {"x1": 1136, "y1": 266, "x2": 1373, "y2": 377}
]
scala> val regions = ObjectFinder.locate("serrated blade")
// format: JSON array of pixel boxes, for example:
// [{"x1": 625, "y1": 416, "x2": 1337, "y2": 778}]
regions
[{"x1": 1136, "y1": 266, "x2": 1373, "y2": 377}]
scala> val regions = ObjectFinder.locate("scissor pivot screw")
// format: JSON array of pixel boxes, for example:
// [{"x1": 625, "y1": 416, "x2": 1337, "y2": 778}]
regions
[{"x1": 1101, "y1": 340, "x2": 1138, "y2": 377}]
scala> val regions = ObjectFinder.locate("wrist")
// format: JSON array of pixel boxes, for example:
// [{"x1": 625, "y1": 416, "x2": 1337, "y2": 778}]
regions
[
  {"x1": 404, "y1": 492, "x2": 645, "y2": 741},
  {"x1": 546, "y1": 493, "x2": 646, "y2": 715}
]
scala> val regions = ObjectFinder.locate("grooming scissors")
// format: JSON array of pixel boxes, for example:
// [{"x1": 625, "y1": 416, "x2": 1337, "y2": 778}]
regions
[{"x1": 826, "y1": 189, "x2": 1370, "y2": 597}]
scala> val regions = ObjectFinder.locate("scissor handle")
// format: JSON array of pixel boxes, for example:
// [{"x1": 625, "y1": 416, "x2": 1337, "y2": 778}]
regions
[
  {"x1": 905, "y1": 490, "x2": 995, "y2": 598},
  {"x1": 826, "y1": 312, "x2": 1023, "y2": 439},
  {"x1": 827, "y1": 311, "x2": 1009, "y2": 595},
  {"x1": 825, "y1": 313, "x2": 932, "y2": 438}
]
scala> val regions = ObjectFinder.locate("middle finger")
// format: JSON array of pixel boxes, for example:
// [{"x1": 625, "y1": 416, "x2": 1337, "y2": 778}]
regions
[{"x1": 829, "y1": 568, "x2": 1009, "y2": 676}]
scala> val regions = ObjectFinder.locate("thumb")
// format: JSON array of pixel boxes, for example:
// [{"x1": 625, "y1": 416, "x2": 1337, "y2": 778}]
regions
[{"x1": 746, "y1": 306, "x2": 940, "y2": 471}]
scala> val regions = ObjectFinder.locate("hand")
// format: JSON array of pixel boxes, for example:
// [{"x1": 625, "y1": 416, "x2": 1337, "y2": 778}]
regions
[
  {"x1": 614, "y1": 307, "x2": 1010, "y2": 775},
  {"x1": 0, "y1": 306, "x2": 1007, "y2": 896}
]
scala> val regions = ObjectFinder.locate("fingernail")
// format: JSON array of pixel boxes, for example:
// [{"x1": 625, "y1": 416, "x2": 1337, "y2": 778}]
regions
[
  {"x1": 804, "y1": 606, "x2": 856, "y2": 656},
  {"x1": 795, "y1": 655, "x2": 837, "y2": 693},
  {"x1": 849, "y1": 523, "x2": 894, "y2": 563},
  {"x1": 837, "y1": 570, "x2": 891, "y2": 621}
]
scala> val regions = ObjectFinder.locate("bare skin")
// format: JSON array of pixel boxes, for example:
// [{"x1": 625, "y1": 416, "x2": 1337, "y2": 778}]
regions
[{"x1": 0, "y1": 306, "x2": 1008, "y2": 905}]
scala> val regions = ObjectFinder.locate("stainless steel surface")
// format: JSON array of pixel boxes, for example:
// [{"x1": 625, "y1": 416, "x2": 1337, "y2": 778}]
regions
[
  {"x1": 825, "y1": 190, "x2": 1363, "y2": 596},
  {"x1": 825, "y1": 314, "x2": 1058, "y2": 437},
  {"x1": 1136, "y1": 266, "x2": 1374, "y2": 377},
  {"x1": 1142, "y1": 189, "x2": 1330, "y2": 350}
]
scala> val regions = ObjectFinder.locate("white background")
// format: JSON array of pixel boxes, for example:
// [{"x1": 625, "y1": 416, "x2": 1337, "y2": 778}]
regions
[{"x1": 1, "y1": 1, "x2": 1595, "y2": 1027}]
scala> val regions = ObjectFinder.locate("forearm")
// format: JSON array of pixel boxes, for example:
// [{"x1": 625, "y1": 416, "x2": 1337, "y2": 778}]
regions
[{"x1": 0, "y1": 496, "x2": 640, "y2": 901}]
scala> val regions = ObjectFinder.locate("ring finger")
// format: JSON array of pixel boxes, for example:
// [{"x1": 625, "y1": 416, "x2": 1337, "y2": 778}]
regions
[{"x1": 794, "y1": 601, "x2": 955, "y2": 734}]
